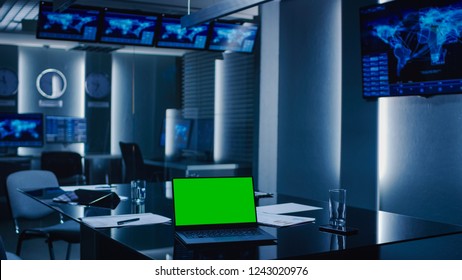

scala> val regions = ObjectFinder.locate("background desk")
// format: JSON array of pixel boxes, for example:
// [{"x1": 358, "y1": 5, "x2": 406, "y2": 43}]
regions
[
  {"x1": 145, "y1": 159, "x2": 252, "y2": 180},
  {"x1": 24, "y1": 183, "x2": 462, "y2": 260}
]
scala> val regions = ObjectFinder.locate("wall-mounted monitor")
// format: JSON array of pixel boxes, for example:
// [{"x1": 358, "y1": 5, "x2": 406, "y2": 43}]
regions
[
  {"x1": 0, "y1": 113, "x2": 44, "y2": 147},
  {"x1": 36, "y1": 1, "x2": 101, "y2": 42},
  {"x1": 156, "y1": 16, "x2": 209, "y2": 50},
  {"x1": 208, "y1": 22, "x2": 258, "y2": 53},
  {"x1": 100, "y1": 9, "x2": 158, "y2": 46},
  {"x1": 360, "y1": 0, "x2": 462, "y2": 98},
  {"x1": 45, "y1": 115, "x2": 87, "y2": 143}
]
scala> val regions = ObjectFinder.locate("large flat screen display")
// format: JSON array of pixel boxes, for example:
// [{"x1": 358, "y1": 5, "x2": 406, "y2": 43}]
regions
[
  {"x1": 45, "y1": 116, "x2": 87, "y2": 143},
  {"x1": 360, "y1": 0, "x2": 462, "y2": 98},
  {"x1": 208, "y1": 22, "x2": 258, "y2": 53},
  {"x1": 100, "y1": 9, "x2": 158, "y2": 46},
  {"x1": 0, "y1": 113, "x2": 44, "y2": 147},
  {"x1": 36, "y1": 1, "x2": 101, "y2": 42},
  {"x1": 156, "y1": 16, "x2": 209, "y2": 50}
]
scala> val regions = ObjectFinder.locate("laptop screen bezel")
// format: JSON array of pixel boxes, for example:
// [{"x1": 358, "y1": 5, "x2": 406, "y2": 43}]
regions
[{"x1": 172, "y1": 176, "x2": 259, "y2": 230}]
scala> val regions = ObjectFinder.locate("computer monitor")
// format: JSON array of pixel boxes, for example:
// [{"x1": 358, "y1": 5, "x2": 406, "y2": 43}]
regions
[
  {"x1": 188, "y1": 118, "x2": 214, "y2": 155},
  {"x1": 0, "y1": 113, "x2": 44, "y2": 147},
  {"x1": 45, "y1": 115, "x2": 87, "y2": 143},
  {"x1": 160, "y1": 118, "x2": 192, "y2": 150},
  {"x1": 360, "y1": 0, "x2": 462, "y2": 98},
  {"x1": 100, "y1": 9, "x2": 158, "y2": 46},
  {"x1": 208, "y1": 21, "x2": 258, "y2": 53},
  {"x1": 36, "y1": 1, "x2": 101, "y2": 42},
  {"x1": 156, "y1": 16, "x2": 210, "y2": 50}
]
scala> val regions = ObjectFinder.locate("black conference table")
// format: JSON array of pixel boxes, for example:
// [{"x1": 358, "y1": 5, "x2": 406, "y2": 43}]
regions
[{"x1": 22, "y1": 182, "x2": 462, "y2": 260}]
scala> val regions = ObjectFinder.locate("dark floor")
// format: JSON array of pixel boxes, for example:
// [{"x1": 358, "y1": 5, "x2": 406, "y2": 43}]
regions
[{"x1": 0, "y1": 196, "x2": 80, "y2": 260}]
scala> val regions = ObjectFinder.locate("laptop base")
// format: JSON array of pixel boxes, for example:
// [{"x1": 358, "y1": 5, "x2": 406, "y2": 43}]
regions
[{"x1": 175, "y1": 228, "x2": 276, "y2": 246}]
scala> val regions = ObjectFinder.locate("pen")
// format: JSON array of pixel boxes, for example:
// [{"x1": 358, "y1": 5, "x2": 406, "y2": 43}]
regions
[
  {"x1": 95, "y1": 185, "x2": 115, "y2": 189},
  {"x1": 117, "y1": 218, "x2": 140, "y2": 225}
]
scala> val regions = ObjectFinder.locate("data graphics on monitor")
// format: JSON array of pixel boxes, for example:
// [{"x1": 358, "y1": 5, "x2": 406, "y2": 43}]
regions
[
  {"x1": 360, "y1": 0, "x2": 462, "y2": 97},
  {"x1": 37, "y1": 3, "x2": 100, "y2": 42},
  {"x1": 101, "y1": 11, "x2": 157, "y2": 46}
]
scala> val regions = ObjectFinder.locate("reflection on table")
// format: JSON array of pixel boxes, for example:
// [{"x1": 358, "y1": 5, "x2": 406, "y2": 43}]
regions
[{"x1": 22, "y1": 182, "x2": 462, "y2": 260}]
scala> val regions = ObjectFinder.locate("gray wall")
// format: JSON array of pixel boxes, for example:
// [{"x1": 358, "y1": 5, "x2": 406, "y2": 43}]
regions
[
  {"x1": 1, "y1": 45, "x2": 181, "y2": 159},
  {"x1": 260, "y1": 0, "x2": 462, "y2": 225},
  {"x1": 272, "y1": 0, "x2": 342, "y2": 201},
  {"x1": 0, "y1": 45, "x2": 18, "y2": 113},
  {"x1": 18, "y1": 47, "x2": 85, "y2": 156},
  {"x1": 85, "y1": 52, "x2": 112, "y2": 154},
  {"x1": 340, "y1": 0, "x2": 379, "y2": 210},
  {"x1": 111, "y1": 53, "x2": 181, "y2": 159},
  {"x1": 258, "y1": 1, "x2": 280, "y2": 193},
  {"x1": 378, "y1": 95, "x2": 462, "y2": 225}
]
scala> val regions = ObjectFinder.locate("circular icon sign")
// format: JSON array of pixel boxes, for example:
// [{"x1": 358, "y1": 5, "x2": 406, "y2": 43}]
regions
[{"x1": 36, "y1": 68, "x2": 67, "y2": 99}]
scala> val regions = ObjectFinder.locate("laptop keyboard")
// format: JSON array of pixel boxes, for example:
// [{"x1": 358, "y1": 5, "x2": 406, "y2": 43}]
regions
[{"x1": 183, "y1": 228, "x2": 261, "y2": 239}]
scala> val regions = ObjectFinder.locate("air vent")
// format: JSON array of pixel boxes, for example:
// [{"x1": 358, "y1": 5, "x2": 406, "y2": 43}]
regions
[{"x1": 69, "y1": 44, "x2": 122, "y2": 53}]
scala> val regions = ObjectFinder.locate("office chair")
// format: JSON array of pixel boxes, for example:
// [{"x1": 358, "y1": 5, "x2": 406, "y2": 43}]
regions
[
  {"x1": 41, "y1": 151, "x2": 86, "y2": 186},
  {"x1": 6, "y1": 170, "x2": 80, "y2": 260},
  {"x1": 119, "y1": 141, "x2": 148, "y2": 182},
  {"x1": 119, "y1": 141, "x2": 164, "y2": 182},
  {"x1": 0, "y1": 235, "x2": 21, "y2": 260}
]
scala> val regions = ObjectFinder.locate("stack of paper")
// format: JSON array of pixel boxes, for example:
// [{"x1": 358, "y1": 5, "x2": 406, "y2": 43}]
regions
[
  {"x1": 81, "y1": 213, "x2": 171, "y2": 229},
  {"x1": 256, "y1": 202, "x2": 321, "y2": 227}
]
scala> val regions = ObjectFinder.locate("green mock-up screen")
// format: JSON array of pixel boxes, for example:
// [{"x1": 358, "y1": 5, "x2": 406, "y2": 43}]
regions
[{"x1": 173, "y1": 177, "x2": 257, "y2": 226}]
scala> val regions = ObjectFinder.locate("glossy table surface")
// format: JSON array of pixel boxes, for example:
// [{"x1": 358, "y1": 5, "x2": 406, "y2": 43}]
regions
[{"x1": 23, "y1": 183, "x2": 462, "y2": 260}]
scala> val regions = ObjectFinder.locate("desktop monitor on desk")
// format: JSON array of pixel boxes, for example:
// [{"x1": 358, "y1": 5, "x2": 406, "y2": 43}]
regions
[
  {"x1": 0, "y1": 113, "x2": 44, "y2": 149},
  {"x1": 185, "y1": 118, "x2": 214, "y2": 161},
  {"x1": 160, "y1": 118, "x2": 213, "y2": 161},
  {"x1": 45, "y1": 115, "x2": 87, "y2": 144}
]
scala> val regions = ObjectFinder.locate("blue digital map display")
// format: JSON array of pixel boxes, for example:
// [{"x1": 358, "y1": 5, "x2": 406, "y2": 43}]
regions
[
  {"x1": 360, "y1": 0, "x2": 462, "y2": 97},
  {"x1": 101, "y1": 11, "x2": 157, "y2": 46},
  {"x1": 0, "y1": 114, "x2": 43, "y2": 147},
  {"x1": 208, "y1": 22, "x2": 258, "y2": 53},
  {"x1": 37, "y1": 4, "x2": 100, "y2": 42},
  {"x1": 157, "y1": 17, "x2": 209, "y2": 49}
]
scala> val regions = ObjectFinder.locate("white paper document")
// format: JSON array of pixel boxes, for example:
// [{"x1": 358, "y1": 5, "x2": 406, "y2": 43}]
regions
[
  {"x1": 60, "y1": 184, "x2": 115, "y2": 192},
  {"x1": 257, "y1": 202, "x2": 322, "y2": 214},
  {"x1": 81, "y1": 213, "x2": 171, "y2": 229},
  {"x1": 257, "y1": 212, "x2": 315, "y2": 227}
]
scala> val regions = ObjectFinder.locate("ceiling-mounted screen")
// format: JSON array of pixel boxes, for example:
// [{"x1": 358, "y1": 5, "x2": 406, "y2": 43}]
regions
[
  {"x1": 156, "y1": 16, "x2": 209, "y2": 50},
  {"x1": 208, "y1": 22, "x2": 258, "y2": 53},
  {"x1": 360, "y1": 0, "x2": 462, "y2": 98},
  {"x1": 100, "y1": 9, "x2": 158, "y2": 46},
  {"x1": 0, "y1": 113, "x2": 44, "y2": 147},
  {"x1": 36, "y1": 1, "x2": 101, "y2": 42}
]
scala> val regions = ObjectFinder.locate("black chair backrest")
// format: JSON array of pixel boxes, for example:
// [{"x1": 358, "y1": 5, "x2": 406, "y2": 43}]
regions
[
  {"x1": 119, "y1": 142, "x2": 146, "y2": 182},
  {"x1": 0, "y1": 236, "x2": 7, "y2": 260},
  {"x1": 41, "y1": 151, "x2": 83, "y2": 179}
]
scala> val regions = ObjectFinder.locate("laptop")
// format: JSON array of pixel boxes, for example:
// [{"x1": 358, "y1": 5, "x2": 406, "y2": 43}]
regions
[{"x1": 172, "y1": 177, "x2": 276, "y2": 246}]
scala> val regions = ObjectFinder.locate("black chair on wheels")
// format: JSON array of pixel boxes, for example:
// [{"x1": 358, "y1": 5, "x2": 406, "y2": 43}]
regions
[
  {"x1": 119, "y1": 141, "x2": 164, "y2": 183},
  {"x1": 119, "y1": 141, "x2": 148, "y2": 183},
  {"x1": 0, "y1": 235, "x2": 21, "y2": 260},
  {"x1": 6, "y1": 170, "x2": 80, "y2": 259},
  {"x1": 41, "y1": 151, "x2": 86, "y2": 186}
]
